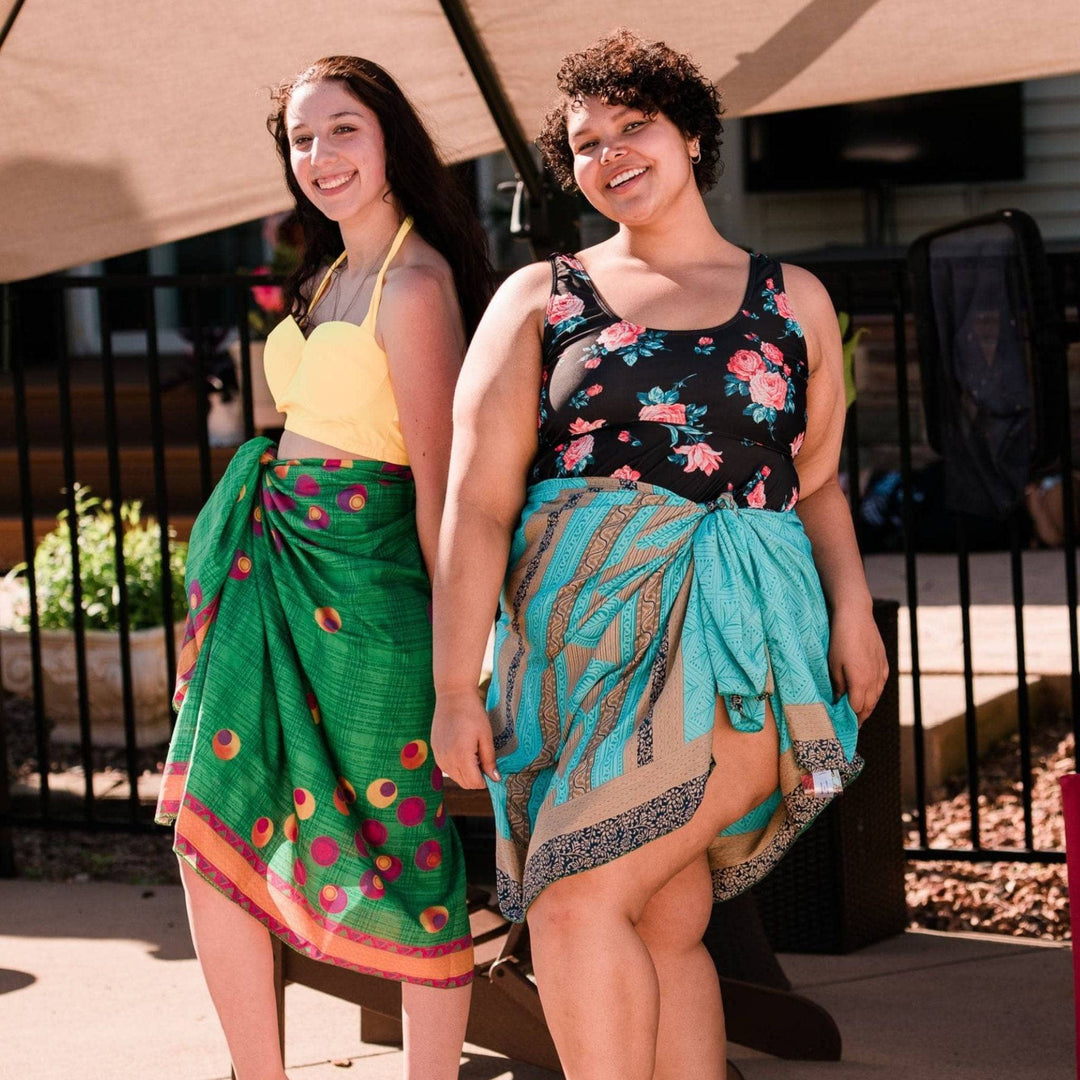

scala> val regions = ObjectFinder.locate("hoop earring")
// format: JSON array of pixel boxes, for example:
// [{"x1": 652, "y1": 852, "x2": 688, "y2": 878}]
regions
[{"x1": 690, "y1": 148, "x2": 702, "y2": 165}]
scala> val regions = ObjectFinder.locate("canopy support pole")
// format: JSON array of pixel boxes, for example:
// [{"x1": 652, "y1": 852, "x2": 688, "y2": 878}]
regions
[
  {"x1": 0, "y1": 0, "x2": 28, "y2": 54},
  {"x1": 438, "y1": 0, "x2": 579, "y2": 255}
]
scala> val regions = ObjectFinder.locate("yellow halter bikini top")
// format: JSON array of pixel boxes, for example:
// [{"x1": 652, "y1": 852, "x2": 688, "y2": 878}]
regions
[{"x1": 263, "y1": 216, "x2": 413, "y2": 464}]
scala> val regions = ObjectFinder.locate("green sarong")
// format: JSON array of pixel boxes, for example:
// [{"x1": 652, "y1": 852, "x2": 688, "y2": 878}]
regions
[
  {"x1": 486, "y1": 477, "x2": 863, "y2": 922},
  {"x1": 156, "y1": 438, "x2": 473, "y2": 987}
]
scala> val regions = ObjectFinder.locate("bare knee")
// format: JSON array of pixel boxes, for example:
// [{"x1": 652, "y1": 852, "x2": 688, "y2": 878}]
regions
[
  {"x1": 528, "y1": 874, "x2": 635, "y2": 945},
  {"x1": 636, "y1": 861, "x2": 713, "y2": 959}
]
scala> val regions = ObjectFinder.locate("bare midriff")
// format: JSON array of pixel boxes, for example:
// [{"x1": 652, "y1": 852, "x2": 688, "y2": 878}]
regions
[{"x1": 277, "y1": 430, "x2": 378, "y2": 463}]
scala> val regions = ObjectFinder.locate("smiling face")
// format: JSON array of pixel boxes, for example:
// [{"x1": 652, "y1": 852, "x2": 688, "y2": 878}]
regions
[
  {"x1": 567, "y1": 96, "x2": 699, "y2": 226},
  {"x1": 285, "y1": 78, "x2": 392, "y2": 226}
]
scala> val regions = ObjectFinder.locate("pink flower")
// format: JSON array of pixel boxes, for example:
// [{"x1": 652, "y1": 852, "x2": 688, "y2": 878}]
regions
[
  {"x1": 761, "y1": 465, "x2": 772, "y2": 478},
  {"x1": 568, "y1": 417, "x2": 606, "y2": 435},
  {"x1": 561, "y1": 434, "x2": 594, "y2": 471},
  {"x1": 774, "y1": 291, "x2": 795, "y2": 320},
  {"x1": 784, "y1": 487, "x2": 800, "y2": 511},
  {"x1": 617, "y1": 430, "x2": 632, "y2": 443},
  {"x1": 597, "y1": 320, "x2": 645, "y2": 352},
  {"x1": 765, "y1": 278, "x2": 776, "y2": 291},
  {"x1": 790, "y1": 432, "x2": 805, "y2": 457},
  {"x1": 585, "y1": 384, "x2": 603, "y2": 397},
  {"x1": 749, "y1": 370, "x2": 788, "y2": 411},
  {"x1": 639, "y1": 402, "x2": 687, "y2": 424},
  {"x1": 727, "y1": 349, "x2": 766, "y2": 381},
  {"x1": 250, "y1": 267, "x2": 285, "y2": 313},
  {"x1": 546, "y1": 292, "x2": 585, "y2": 326},
  {"x1": 761, "y1": 342, "x2": 783, "y2": 365},
  {"x1": 611, "y1": 465, "x2": 641, "y2": 481},
  {"x1": 746, "y1": 481, "x2": 767, "y2": 509},
  {"x1": 584, "y1": 356, "x2": 602, "y2": 369},
  {"x1": 698, "y1": 336, "x2": 713, "y2": 346},
  {"x1": 675, "y1": 442, "x2": 724, "y2": 475}
]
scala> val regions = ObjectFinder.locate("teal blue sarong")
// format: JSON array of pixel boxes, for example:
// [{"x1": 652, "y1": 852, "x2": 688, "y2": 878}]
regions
[{"x1": 485, "y1": 477, "x2": 863, "y2": 922}]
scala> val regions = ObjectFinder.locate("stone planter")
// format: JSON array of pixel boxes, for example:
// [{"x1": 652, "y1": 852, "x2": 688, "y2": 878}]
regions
[{"x1": 0, "y1": 623, "x2": 184, "y2": 746}]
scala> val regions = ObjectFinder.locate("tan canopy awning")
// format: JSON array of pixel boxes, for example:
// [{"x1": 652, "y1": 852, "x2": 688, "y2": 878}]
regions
[{"x1": 3, "y1": 0, "x2": 1079, "y2": 281}]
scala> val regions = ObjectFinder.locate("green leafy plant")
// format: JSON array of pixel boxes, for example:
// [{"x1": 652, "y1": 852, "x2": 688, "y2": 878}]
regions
[{"x1": 7, "y1": 485, "x2": 187, "y2": 632}]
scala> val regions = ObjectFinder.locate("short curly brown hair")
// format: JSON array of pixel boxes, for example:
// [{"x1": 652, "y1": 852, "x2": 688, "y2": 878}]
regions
[{"x1": 536, "y1": 29, "x2": 724, "y2": 194}]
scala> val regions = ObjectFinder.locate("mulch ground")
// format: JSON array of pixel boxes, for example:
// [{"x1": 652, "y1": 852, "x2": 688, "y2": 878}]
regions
[
  {"x1": 4, "y1": 690, "x2": 1074, "y2": 940},
  {"x1": 904, "y1": 709, "x2": 1072, "y2": 941}
]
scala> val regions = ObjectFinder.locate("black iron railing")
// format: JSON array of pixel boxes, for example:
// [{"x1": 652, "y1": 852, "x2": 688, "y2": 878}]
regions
[
  {"x1": 0, "y1": 271, "x2": 278, "y2": 840},
  {"x1": 0, "y1": 255, "x2": 1077, "y2": 871}
]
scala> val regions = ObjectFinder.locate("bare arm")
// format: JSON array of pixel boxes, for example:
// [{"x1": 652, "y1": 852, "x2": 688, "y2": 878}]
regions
[
  {"x1": 784, "y1": 264, "x2": 888, "y2": 722},
  {"x1": 430, "y1": 262, "x2": 550, "y2": 787},
  {"x1": 379, "y1": 266, "x2": 464, "y2": 579}
]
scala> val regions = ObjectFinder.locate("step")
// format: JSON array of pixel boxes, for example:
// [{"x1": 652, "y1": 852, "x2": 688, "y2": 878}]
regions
[
  {"x1": 0, "y1": 355, "x2": 212, "y2": 445},
  {"x1": 897, "y1": 672, "x2": 1068, "y2": 802},
  {"x1": 0, "y1": 446, "x2": 235, "y2": 517}
]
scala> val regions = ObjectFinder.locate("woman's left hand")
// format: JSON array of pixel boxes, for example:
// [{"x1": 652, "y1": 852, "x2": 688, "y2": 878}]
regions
[{"x1": 827, "y1": 602, "x2": 889, "y2": 724}]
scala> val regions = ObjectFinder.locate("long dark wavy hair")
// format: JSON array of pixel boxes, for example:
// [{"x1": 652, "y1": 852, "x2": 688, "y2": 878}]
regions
[{"x1": 268, "y1": 56, "x2": 493, "y2": 338}]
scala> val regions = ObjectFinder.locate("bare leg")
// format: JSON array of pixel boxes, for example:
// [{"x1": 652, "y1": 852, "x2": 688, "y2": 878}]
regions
[
  {"x1": 637, "y1": 858, "x2": 725, "y2": 1080},
  {"x1": 180, "y1": 859, "x2": 289, "y2": 1080},
  {"x1": 526, "y1": 700, "x2": 779, "y2": 1080},
  {"x1": 401, "y1": 982, "x2": 471, "y2": 1080}
]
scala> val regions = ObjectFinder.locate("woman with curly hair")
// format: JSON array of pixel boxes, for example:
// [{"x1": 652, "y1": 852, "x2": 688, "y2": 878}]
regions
[
  {"x1": 432, "y1": 30, "x2": 886, "y2": 1079},
  {"x1": 157, "y1": 56, "x2": 492, "y2": 1080}
]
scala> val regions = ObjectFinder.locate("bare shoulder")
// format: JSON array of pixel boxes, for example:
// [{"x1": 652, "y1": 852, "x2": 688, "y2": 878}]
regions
[
  {"x1": 779, "y1": 262, "x2": 834, "y2": 319},
  {"x1": 476, "y1": 259, "x2": 552, "y2": 338},
  {"x1": 494, "y1": 259, "x2": 552, "y2": 307}
]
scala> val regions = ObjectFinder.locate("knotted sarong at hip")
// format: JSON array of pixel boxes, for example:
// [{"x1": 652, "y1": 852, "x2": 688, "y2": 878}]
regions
[
  {"x1": 485, "y1": 477, "x2": 863, "y2": 922},
  {"x1": 156, "y1": 438, "x2": 473, "y2": 987}
]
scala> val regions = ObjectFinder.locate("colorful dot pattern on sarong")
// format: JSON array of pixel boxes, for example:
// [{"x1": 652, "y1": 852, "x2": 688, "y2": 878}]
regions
[{"x1": 156, "y1": 441, "x2": 472, "y2": 988}]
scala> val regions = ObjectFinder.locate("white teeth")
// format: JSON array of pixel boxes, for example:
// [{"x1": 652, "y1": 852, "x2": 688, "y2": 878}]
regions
[
  {"x1": 316, "y1": 173, "x2": 353, "y2": 190},
  {"x1": 608, "y1": 168, "x2": 645, "y2": 189}
]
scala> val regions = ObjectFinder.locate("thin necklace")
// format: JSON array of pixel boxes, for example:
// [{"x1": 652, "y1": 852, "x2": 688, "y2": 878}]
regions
[{"x1": 328, "y1": 224, "x2": 402, "y2": 323}]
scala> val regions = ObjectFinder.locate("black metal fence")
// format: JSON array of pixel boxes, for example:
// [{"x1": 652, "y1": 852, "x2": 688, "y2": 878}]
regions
[{"x1": 0, "y1": 253, "x2": 1077, "y2": 872}]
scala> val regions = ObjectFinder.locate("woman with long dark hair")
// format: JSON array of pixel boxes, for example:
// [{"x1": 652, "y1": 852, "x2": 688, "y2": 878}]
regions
[
  {"x1": 157, "y1": 56, "x2": 493, "y2": 1080},
  {"x1": 432, "y1": 31, "x2": 886, "y2": 1080}
]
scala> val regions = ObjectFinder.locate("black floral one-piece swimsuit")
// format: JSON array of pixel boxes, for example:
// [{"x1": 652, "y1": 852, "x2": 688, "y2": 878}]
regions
[{"x1": 531, "y1": 253, "x2": 809, "y2": 509}]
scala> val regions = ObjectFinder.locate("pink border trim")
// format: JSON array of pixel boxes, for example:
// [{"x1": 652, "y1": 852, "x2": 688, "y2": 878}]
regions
[{"x1": 176, "y1": 793, "x2": 473, "y2": 988}]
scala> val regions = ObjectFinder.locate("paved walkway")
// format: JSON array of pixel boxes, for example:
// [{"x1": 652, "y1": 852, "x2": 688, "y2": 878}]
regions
[{"x1": 0, "y1": 881, "x2": 1072, "y2": 1080}]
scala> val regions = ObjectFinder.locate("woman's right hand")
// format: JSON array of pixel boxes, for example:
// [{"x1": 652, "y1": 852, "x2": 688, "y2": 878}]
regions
[{"x1": 431, "y1": 688, "x2": 500, "y2": 789}]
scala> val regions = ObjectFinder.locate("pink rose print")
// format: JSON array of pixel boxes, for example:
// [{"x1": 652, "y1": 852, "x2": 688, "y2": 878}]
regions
[
  {"x1": 611, "y1": 465, "x2": 642, "y2": 481},
  {"x1": 597, "y1": 320, "x2": 645, "y2": 352},
  {"x1": 774, "y1": 292, "x2": 795, "y2": 320},
  {"x1": 747, "y1": 481, "x2": 767, "y2": 508},
  {"x1": 675, "y1": 442, "x2": 724, "y2": 475},
  {"x1": 562, "y1": 434, "x2": 594, "y2": 471},
  {"x1": 698, "y1": 336, "x2": 713, "y2": 346},
  {"x1": 617, "y1": 430, "x2": 632, "y2": 443},
  {"x1": 790, "y1": 432, "x2": 805, "y2": 457},
  {"x1": 639, "y1": 402, "x2": 687, "y2": 424},
  {"x1": 585, "y1": 384, "x2": 603, "y2": 397},
  {"x1": 727, "y1": 349, "x2": 766, "y2": 381},
  {"x1": 546, "y1": 292, "x2": 585, "y2": 326},
  {"x1": 749, "y1": 370, "x2": 788, "y2": 411},
  {"x1": 584, "y1": 357, "x2": 602, "y2": 369},
  {"x1": 761, "y1": 342, "x2": 783, "y2": 365},
  {"x1": 568, "y1": 417, "x2": 606, "y2": 435}
]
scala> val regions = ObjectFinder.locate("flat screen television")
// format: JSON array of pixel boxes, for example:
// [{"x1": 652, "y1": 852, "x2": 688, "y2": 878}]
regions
[{"x1": 743, "y1": 82, "x2": 1024, "y2": 193}]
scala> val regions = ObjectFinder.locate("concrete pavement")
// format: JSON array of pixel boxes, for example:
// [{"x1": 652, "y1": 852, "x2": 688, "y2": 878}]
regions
[{"x1": 0, "y1": 880, "x2": 1073, "y2": 1080}]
